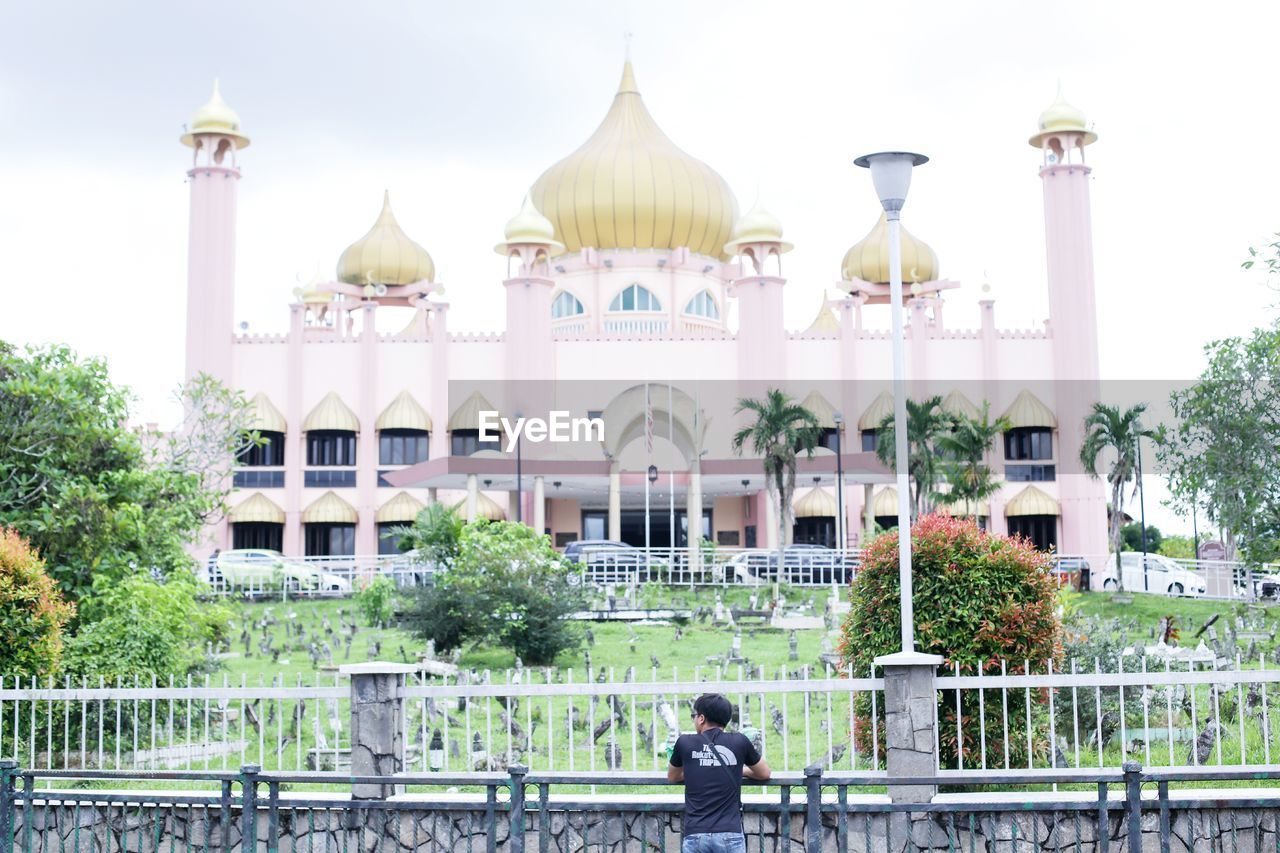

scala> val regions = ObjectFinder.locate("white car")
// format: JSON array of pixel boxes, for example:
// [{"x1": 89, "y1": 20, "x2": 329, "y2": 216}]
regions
[{"x1": 1097, "y1": 552, "x2": 1206, "y2": 596}]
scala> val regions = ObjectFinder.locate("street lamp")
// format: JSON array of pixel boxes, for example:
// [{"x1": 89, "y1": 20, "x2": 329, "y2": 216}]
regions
[
  {"x1": 646, "y1": 464, "x2": 659, "y2": 551},
  {"x1": 834, "y1": 412, "x2": 845, "y2": 552},
  {"x1": 854, "y1": 150, "x2": 928, "y2": 657}
]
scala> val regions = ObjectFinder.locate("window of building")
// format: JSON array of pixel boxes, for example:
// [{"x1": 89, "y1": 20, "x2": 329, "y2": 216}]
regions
[
  {"x1": 793, "y1": 517, "x2": 835, "y2": 548},
  {"x1": 683, "y1": 290, "x2": 719, "y2": 319},
  {"x1": 1004, "y1": 427, "x2": 1053, "y2": 460},
  {"x1": 231, "y1": 522, "x2": 282, "y2": 551},
  {"x1": 450, "y1": 428, "x2": 501, "y2": 457},
  {"x1": 379, "y1": 429, "x2": 429, "y2": 465},
  {"x1": 874, "y1": 515, "x2": 899, "y2": 531},
  {"x1": 238, "y1": 431, "x2": 285, "y2": 467},
  {"x1": 861, "y1": 429, "x2": 879, "y2": 453},
  {"x1": 304, "y1": 469, "x2": 356, "y2": 487},
  {"x1": 306, "y1": 430, "x2": 357, "y2": 466},
  {"x1": 305, "y1": 523, "x2": 355, "y2": 556},
  {"x1": 1005, "y1": 464, "x2": 1057, "y2": 482},
  {"x1": 1007, "y1": 515, "x2": 1058, "y2": 551},
  {"x1": 551, "y1": 291, "x2": 585, "y2": 318},
  {"x1": 233, "y1": 470, "x2": 285, "y2": 488},
  {"x1": 377, "y1": 522, "x2": 405, "y2": 555},
  {"x1": 608, "y1": 283, "x2": 661, "y2": 312}
]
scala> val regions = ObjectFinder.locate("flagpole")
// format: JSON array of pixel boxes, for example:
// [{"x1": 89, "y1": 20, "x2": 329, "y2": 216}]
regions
[
  {"x1": 668, "y1": 383, "x2": 675, "y2": 554},
  {"x1": 644, "y1": 383, "x2": 651, "y2": 552}
]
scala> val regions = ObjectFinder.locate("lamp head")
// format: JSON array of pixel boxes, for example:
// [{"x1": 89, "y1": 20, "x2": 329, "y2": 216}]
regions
[
  {"x1": 647, "y1": 464, "x2": 659, "y2": 484},
  {"x1": 853, "y1": 152, "x2": 928, "y2": 218}
]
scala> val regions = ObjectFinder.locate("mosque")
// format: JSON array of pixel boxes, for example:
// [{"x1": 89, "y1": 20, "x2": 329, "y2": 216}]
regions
[{"x1": 181, "y1": 62, "x2": 1108, "y2": 562}]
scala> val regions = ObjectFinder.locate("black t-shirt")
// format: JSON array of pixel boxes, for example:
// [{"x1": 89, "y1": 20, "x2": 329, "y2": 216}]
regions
[{"x1": 670, "y1": 728, "x2": 762, "y2": 836}]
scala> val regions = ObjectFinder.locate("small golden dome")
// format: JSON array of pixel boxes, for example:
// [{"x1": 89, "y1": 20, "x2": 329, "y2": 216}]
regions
[
  {"x1": 724, "y1": 201, "x2": 793, "y2": 255},
  {"x1": 180, "y1": 79, "x2": 249, "y2": 149},
  {"x1": 840, "y1": 213, "x2": 938, "y2": 284},
  {"x1": 530, "y1": 62, "x2": 738, "y2": 259},
  {"x1": 494, "y1": 194, "x2": 563, "y2": 255},
  {"x1": 1029, "y1": 85, "x2": 1097, "y2": 148},
  {"x1": 337, "y1": 191, "x2": 435, "y2": 285}
]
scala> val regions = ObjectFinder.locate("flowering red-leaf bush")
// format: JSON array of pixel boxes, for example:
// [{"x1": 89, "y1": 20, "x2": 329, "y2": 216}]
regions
[
  {"x1": 0, "y1": 527, "x2": 74, "y2": 676},
  {"x1": 839, "y1": 514, "x2": 1062, "y2": 769}
]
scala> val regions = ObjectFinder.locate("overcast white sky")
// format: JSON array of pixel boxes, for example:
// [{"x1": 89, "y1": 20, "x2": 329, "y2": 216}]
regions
[{"x1": 2, "y1": 1, "x2": 1277, "y2": 537}]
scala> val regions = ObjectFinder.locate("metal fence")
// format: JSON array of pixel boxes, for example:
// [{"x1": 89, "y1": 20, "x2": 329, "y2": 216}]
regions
[
  {"x1": 11, "y1": 656, "x2": 1280, "y2": 778},
  {"x1": 6, "y1": 762, "x2": 1280, "y2": 853}
]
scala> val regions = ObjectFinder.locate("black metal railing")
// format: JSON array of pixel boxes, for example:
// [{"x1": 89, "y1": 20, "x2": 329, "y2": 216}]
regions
[{"x1": 6, "y1": 759, "x2": 1280, "y2": 852}]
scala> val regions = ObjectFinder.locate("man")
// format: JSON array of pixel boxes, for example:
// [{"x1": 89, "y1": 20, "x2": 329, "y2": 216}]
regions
[{"x1": 667, "y1": 693, "x2": 771, "y2": 853}]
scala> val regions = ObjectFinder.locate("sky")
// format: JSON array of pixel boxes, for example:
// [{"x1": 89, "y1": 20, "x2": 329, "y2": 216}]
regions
[{"x1": 2, "y1": 0, "x2": 1278, "y2": 538}]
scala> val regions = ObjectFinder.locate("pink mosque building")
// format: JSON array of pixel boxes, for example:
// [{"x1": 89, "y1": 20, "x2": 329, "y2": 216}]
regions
[{"x1": 181, "y1": 64, "x2": 1109, "y2": 562}]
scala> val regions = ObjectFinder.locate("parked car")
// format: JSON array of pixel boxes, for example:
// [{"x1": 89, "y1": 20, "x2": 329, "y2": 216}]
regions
[
  {"x1": 213, "y1": 549, "x2": 350, "y2": 593},
  {"x1": 727, "y1": 545, "x2": 857, "y2": 585},
  {"x1": 1096, "y1": 552, "x2": 1206, "y2": 596},
  {"x1": 562, "y1": 540, "x2": 668, "y2": 583}
]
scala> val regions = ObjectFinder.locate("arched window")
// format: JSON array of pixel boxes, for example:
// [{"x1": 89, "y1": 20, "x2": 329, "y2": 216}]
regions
[
  {"x1": 683, "y1": 290, "x2": 719, "y2": 319},
  {"x1": 608, "y1": 283, "x2": 662, "y2": 312},
  {"x1": 551, "y1": 291, "x2": 585, "y2": 319}
]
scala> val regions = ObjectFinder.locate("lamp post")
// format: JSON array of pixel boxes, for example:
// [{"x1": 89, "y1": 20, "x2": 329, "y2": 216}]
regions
[
  {"x1": 834, "y1": 412, "x2": 845, "y2": 551},
  {"x1": 855, "y1": 151, "x2": 928, "y2": 657}
]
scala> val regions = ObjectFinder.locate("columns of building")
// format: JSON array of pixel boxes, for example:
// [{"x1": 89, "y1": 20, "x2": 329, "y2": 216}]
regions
[
  {"x1": 533, "y1": 475, "x2": 546, "y2": 534},
  {"x1": 608, "y1": 462, "x2": 621, "y2": 541},
  {"x1": 686, "y1": 461, "x2": 702, "y2": 563},
  {"x1": 465, "y1": 474, "x2": 478, "y2": 523}
]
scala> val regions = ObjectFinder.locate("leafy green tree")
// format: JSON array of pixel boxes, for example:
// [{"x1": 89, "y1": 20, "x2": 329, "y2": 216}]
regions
[
  {"x1": 404, "y1": 521, "x2": 583, "y2": 665},
  {"x1": 1120, "y1": 522, "x2": 1162, "y2": 553},
  {"x1": 393, "y1": 502, "x2": 465, "y2": 568},
  {"x1": 933, "y1": 403, "x2": 1010, "y2": 522},
  {"x1": 0, "y1": 527, "x2": 74, "y2": 676},
  {"x1": 732, "y1": 390, "x2": 820, "y2": 559},
  {"x1": 63, "y1": 570, "x2": 230, "y2": 680},
  {"x1": 876, "y1": 396, "x2": 952, "y2": 520},
  {"x1": 1158, "y1": 322, "x2": 1280, "y2": 567},
  {"x1": 0, "y1": 344, "x2": 255, "y2": 599},
  {"x1": 1158, "y1": 534, "x2": 1198, "y2": 560},
  {"x1": 1080, "y1": 402, "x2": 1159, "y2": 591},
  {"x1": 354, "y1": 575, "x2": 397, "y2": 627}
]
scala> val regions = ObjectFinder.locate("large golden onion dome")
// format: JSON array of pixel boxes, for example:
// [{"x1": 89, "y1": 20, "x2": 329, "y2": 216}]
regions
[
  {"x1": 530, "y1": 62, "x2": 738, "y2": 259},
  {"x1": 337, "y1": 191, "x2": 435, "y2": 285},
  {"x1": 1029, "y1": 85, "x2": 1097, "y2": 148},
  {"x1": 180, "y1": 79, "x2": 249, "y2": 149},
  {"x1": 840, "y1": 213, "x2": 938, "y2": 284}
]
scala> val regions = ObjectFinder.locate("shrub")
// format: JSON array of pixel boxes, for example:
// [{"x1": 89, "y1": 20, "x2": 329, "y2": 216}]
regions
[
  {"x1": 840, "y1": 514, "x2": 1062, "y2": 768},
  {"x1": 354, "y1": 575, "x2": 397, "y2": 627},
  {"x1": 0, "y1": 527, "x2": 74, "y2": 675},
  {"x1": 404, "y1": 520, "x2": 584, "y2": 665},
  {"x1": 63, "y1": 570, "x2": 229, "y2": 680}
]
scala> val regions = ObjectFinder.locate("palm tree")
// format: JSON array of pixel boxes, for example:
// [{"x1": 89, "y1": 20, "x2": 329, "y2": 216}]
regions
[
  {"x1": 875, "y1": 396, "x2": 951, "y2": 520},
  {"x1": 1080, "y1": 402, "x2": 1158, "y2": 592},
  {"x1": 732, "y1": 389, "x2": 821, "y2": 575},
  {"x1": 934, "y1": 403, "x2": 1011, "y2": 522}
]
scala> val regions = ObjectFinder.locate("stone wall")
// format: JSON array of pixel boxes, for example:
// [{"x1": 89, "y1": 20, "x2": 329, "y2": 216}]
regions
[{"x1": 9, "y1": 796, "x2": 1280, "y2": 853}]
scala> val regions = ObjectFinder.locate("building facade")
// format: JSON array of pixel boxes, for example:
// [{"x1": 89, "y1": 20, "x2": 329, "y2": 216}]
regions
[{"x1": 180, "y1": 66, "x2": 1109, "y2": 560}]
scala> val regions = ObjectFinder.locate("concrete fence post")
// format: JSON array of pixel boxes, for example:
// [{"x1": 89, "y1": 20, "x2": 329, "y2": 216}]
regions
[
  {"x1": 239, "y1": 764, "x2": 260, "y2": 852},
  {"x1": 803, "y1": 765, "x2": 823, "y2": 853},
  {"x1": 508, "y1": 765, "x2": 527, "y2": 853},
  {"x1": 340, "y1": 662, "x2": 416, "y2": 799},
  {"x1": 0, "y1": 759, "x2": 16, "y2": 853},
  {"x1": 1123, "y1": 761, "x2": 1143, "y2": 853},
  {"x1": 873, "y1": 651, "x2": 943, "y2": 804}
]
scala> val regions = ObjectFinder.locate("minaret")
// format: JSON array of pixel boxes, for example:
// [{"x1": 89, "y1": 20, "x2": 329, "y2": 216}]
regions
[
  {"x1": 180, "y1": 79, "x2": 249, "y2": 383},
  {"x1": 1031, "y1": 87, "x2": 1108, "y2": 555},
  {"x1": 724, "y1": 201, "x2": 793, "y2": 381}
]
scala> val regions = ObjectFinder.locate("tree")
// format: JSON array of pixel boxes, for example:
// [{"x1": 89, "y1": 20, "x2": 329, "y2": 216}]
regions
[
  {"x1": 1158, "y1": 322, "x2": 1280, "y2": 568},
  {"x1": 1080, "y1": 402, "x2": 1158, "y2": 591},
  {"x1": 875, "y1": 396, "x2": 952, "y2": 520},
  {"x1": 0, "y1": 527, "x2": 74, "y2": 676},
  {"x1": 731, "y1": 389, "x2": 820, "y2": 562},
  {"x1": 403, "y1": 521, "x2": 583, "y2": 665},
  {"x1": 0, "y1": 344, "x2": 255, "y2": 598},
  {"x1": 1120, "y1": 522, "x2": 1162, "y2": 553},
  {"x1": 933, "y1": 403, "x2": 1010, "y2": 522},
  {"x1": 394, "y1": 502, "x2": 465, "y2": 568}
]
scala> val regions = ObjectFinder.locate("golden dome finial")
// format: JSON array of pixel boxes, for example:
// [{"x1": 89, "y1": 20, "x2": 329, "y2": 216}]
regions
[
  {"x1": 337, "y1": 191, "x2": 435, "y2": 285},
  {"x1": 529, "y1": 61, "x2": 738, "y2": 259},
  {"x1": 724, "y1": 198, "x2": 792, "y2": 256},
  {"x1": 1029, "y1": 84, "x2": 1097, "y2": 148},
  {"x1": 495, "y1": 193, "x2": 563, "y2": 255},
  {"x1": 181, "y1": 78, "x2": 249, "y2": 149},
  {"x1": 841, "y1": 213, "x2": 938, "y2": 284}
]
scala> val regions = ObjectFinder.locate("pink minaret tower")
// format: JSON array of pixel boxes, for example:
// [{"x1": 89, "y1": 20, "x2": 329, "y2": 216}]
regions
[
  {"x1": 1031, "y1": 87, "x2": 1108, "y2": 555},
  {"x1": 181, "y1": 80, "x2": 249, "y2": 383}
]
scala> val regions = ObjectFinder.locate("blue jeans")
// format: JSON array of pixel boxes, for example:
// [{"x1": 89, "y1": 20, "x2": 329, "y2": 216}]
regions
[{"x1": 682, "y1": 832, "x2": 746, "y2": 853}]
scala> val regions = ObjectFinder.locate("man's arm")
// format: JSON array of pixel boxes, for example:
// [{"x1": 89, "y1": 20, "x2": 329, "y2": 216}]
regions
[
  {"x1": 743, "y1": 757, "x2": 771, "y2": 781},
  {"x1": 667, "y1": 736, "x2": 684, "y2": 783},
  {"x1": 667, "y1": 764, "x2": 685, "y2": 783}
]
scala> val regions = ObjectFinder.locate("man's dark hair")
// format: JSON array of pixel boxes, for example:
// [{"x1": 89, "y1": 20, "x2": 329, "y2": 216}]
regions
[{"x1": 693, "y1": 693, "x2": 733, "y2": 727}]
